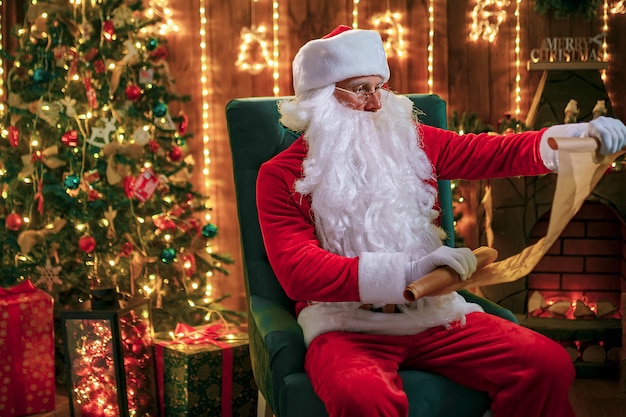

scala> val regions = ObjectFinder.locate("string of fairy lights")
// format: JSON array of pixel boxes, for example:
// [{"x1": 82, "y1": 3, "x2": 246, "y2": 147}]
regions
[{"x1": 0, "y1": 0, "x2": 4, "y2": 115}]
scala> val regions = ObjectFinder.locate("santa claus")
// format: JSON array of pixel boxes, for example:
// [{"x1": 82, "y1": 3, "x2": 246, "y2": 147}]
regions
[{"x1": 256, "y1": 25, "x2": 626, "y2": 417}]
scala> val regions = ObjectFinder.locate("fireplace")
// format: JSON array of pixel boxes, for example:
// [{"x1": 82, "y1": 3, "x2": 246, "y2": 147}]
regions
[
  {"x1": 470, "y1": 169, "x2": 626, "y2": 383},
  {"x1": 522, "y1": 201, "x2": 623, "y2": 378}
]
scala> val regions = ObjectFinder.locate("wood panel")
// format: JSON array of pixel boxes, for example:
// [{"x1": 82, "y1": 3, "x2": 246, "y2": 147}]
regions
[
  {"x1": 165, "y1": 0, "x2": 625, "y2": 315},
  {"x1": 7, "y1": 1, "x2": 624, "y2": 315}
]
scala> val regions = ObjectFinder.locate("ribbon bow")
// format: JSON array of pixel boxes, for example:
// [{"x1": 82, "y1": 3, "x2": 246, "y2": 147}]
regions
[
  {"x1": 0, "y1": 280, "x2": 36, "y2": 296},
  {"x1": 20, "y1": 146, "x2": 66, "y2": 178},
  {"x1": 102, "y1": 142, "x2": 144, "y2": 185},
  {"x1": 17, "y1": 218, "x2": 67, "y2": 255},
  {"x1": 168, "y1": 322, "x2": 234, "y2": 348}
]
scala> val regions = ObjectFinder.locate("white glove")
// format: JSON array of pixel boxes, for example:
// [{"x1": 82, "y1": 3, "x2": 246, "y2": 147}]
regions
[
  {"x1": 405, "y1": 246, "x2": 477, "y2": 283},
  {"x1": 540, "y1": 117, "x2": 626, "y2": 171},
  {"x1": 585, "y1": 116, "x2": 626, "y2": 155}
]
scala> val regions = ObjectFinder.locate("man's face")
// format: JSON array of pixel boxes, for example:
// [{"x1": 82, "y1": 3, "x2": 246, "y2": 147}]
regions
[{"x1": 333, "y1": 76, "x2": 385, "y2": 112}]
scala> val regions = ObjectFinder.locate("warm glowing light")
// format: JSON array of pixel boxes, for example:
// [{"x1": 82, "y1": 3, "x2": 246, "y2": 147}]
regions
[
  {"x1": 352, "y1": 0, "x2": 360, "y2": 28},
  {"x1": 272, "y1": 1, "x2": 280, "y2": 96},
  {"x1": 0, "y1": 0, "x2": 4, "y2": 110},
  {"x1": 198, "y1": 0, "x2": 211, "y2": 222},
  {"x1": 144, "y1": 0, "x2": 179, "y2": 35},
  {"x1": 514, "y1": 0, "x2": 521, "y2": 117},
  {"x1": 601, "y1": 0, "x2": 609, "y2": 82},
  {"x1": 371, "y1": 10, "x2": 406, "y2": 58},
  {"x1": 428, "y1": 0, "x2": 434, "y2": 93},
  {"x1": 469, "y1": 0, "x2": 510, "y2": 42},
  {"x1": 611, "y1": 0, "x2": 626, "y2": 13}
]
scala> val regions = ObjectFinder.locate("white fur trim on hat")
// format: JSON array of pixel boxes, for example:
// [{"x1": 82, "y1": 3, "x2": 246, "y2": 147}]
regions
[{"x1": 292, "y1": 26, "x2": 390, "y2": 97}]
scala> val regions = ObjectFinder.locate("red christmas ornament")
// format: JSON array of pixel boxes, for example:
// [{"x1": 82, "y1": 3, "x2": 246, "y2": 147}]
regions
[
  {"x1": 147, "y1": 140, "x2": 160, "y2": 153},
  {"x1": 149, "y1": 45, "x2": 168, "y2": 60},
  {"x1": 83, "y1": 47, "x2": 99, "y2": 62},
  {"x1": 168, "y1": 146, "x2": 183, "y2": 162},
  {"x1": 8, "y1": 126, "x2": 19, "y2": 147},
  {"x1": 5, "y1": 213, "x2": 23, "y2": 231},
  {"x1": 78, "y1": 236, "x2": 97, "y2": 253},
  {"x1": 102, "y1": 20, "x2": 115, "y2": 41},
  {"x1": 125, "y1": 84, "x2": 142, "y2": 101},
  {"x1": 120, "y1": 242, "x2": 134, "y2": 257},
  {"x1": 93, "y1": 59, "x2": 105, "y2": 73},
  {"x1": 62, "y1": 130, "x2": 79, "y2": 147},
  {"x1": 178, "y1": 112, "x2": 189, "y2": 135},
  {"x1": 122, "y1": 176, "x2": 135, "y2": 199}
]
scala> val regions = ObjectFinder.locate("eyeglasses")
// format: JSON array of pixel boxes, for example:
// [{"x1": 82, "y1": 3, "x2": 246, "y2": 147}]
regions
[{"x1": 334, "y1": 83, "x2": 387, "y2": 103}]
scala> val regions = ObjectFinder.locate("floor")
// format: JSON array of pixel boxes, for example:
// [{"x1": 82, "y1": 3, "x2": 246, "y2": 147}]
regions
[
  {"x1": 34, "y1": 378, "x2": 625, "y2": 417},
  {"x1": 569, "y1": 378, "x2": 626, "y2": 417}
]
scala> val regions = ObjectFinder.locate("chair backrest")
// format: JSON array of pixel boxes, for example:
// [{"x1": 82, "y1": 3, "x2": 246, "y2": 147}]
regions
[{"x1": 226, "y1": 94, "x2": 453, "y2": 315}]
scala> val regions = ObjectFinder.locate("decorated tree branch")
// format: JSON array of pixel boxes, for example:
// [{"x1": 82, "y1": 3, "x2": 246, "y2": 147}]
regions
[{"x1": 0, "y1": 0, "x2": 238, "y2": 336}]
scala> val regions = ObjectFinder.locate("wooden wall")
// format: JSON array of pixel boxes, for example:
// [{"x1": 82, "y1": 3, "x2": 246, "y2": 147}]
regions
[
  {"x1": 166, "y1": 1, "x2": 626, "y2": 312},
  {"x1": 5, "y1": 1, "x2": 625, "y2": 312}
]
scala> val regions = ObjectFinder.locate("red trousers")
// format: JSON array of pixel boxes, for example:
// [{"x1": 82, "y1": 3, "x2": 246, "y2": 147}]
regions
[{"x1": 305, "y1": 312, "x2": 575, "y2": 417}]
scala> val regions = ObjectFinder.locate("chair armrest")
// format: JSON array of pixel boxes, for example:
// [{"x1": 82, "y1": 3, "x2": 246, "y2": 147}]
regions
[
  {"x1": 458, "y1": 290, "x2": 518, "y2": 323},
  {"x1": 249, "y1": 295, "x2": 308, "y2": 414}
]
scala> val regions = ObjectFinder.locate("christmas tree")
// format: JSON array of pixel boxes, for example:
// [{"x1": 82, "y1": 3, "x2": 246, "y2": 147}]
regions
[{"x1": 0, "y1": 0, "x2": 236, "y2": 332}]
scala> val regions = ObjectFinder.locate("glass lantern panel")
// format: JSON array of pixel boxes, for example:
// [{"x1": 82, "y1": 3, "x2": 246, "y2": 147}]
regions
[
  {"x1": 119, "y1": 303, "x2": 159, "y2": 416},
  {"x1": 64, "y1": 318, "x2": 121, "y2": 417}
]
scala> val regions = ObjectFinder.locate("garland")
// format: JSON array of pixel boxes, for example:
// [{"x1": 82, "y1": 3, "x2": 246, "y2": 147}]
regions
[{"x1": 533, "y1": 0, "x2": 602, "y2": 20}]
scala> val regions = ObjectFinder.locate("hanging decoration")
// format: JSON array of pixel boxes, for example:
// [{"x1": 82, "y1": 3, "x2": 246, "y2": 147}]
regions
[
  {"x1": 428, "y1": 0, "x2": 435, "y2": 93},
  {"x1": 469, "y1": 0, "x2": 511, "y2": 42},
  {"x1": 533, "y1": 0, "x2": 602, "y2": 20},
  {"x1": 611, "y1": 0, "x2": 626, "y2": 13},
  {"x1": 235, "y1": 26, "x2": 272, "y2": 75},
  {"x1": 236, "y1": 0, "x2": 273, "y2": 75},
  {"x1": 514, "y1": 0, "x2": 522, "y2": 117},
  {"x1": 370, "y1": 1, "x2": 406, "y2": 58},
  {"x1": 352, "y1": 0, "x2": 360, "y2": 28},
  {"x1": 272, "y1": 0, "x2": 280, "y2": 96}
]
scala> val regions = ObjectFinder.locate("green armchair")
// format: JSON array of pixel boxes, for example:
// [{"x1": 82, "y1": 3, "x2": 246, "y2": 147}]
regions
[{"x1": 225, "y1": 94, "x2": 516, "y2": 417}]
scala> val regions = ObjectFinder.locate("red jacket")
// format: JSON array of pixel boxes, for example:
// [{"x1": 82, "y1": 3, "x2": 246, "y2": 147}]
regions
[{"x1": 257, "y1": 124, "x2": 550, "y2": 317}]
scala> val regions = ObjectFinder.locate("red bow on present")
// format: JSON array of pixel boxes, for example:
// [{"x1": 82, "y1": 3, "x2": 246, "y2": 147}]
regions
[
  {"x1": 172, "y1": 322, "x2": 232, "y2": 346},
  {"x1": 0, "y1": 280, "x2": 36, "y2": 296}
]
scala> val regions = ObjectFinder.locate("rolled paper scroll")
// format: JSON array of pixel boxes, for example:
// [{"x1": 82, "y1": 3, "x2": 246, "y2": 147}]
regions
[
  {"x1": 403, "y1": 136, "x2": 625, "y2": 298},
  {"x1": 403, "y1": 246, "x2": 498, "y2": 302}
]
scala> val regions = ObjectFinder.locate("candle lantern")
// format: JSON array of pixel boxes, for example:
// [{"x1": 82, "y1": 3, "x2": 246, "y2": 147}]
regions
[{"x1": 61, "y1": 288, "x2": 159, "y2": 417}]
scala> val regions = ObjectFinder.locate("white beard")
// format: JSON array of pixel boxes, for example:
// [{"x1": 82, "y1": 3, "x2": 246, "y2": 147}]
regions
[{"x1": 281, "y1": 87, "x2": 445, "y2": 260}]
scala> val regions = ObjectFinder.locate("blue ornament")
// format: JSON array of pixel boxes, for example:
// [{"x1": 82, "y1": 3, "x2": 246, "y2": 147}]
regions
[
  {"x1": 64, "y1": 175, "x2": 81, "y2": 190},
  {"x1": 147, "y1": 38, "x2": 159, "y2": 51},
  {"x1": 201, "y1": 223, "x2": 218, "y2": 238},
  {"x1": 160, "y1": 247, "x2": 177, "y2": 263},
  {"x1": 152, "y1": 102, "x2": 168, "y2": 118},
  {"x1": 33, "y1": 68, "x2": 49, "y2": 83}
]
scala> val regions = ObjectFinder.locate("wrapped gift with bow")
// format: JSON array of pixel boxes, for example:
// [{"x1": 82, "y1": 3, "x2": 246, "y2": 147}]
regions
[
  {"x1": 0, "y1": 280, "x2": 55, "y2": 416},
  {"x1": 155, "y1": 322, "x2": 258, "y2": 417}
]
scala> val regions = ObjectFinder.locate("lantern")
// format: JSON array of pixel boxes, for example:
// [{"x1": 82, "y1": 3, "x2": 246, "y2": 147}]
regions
[{"x1": 60, "y1": 288, "x2": 159, "y2": 417}]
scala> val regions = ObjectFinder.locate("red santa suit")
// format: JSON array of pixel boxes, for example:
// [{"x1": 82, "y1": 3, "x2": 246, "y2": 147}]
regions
[{"x1": 257, "y1": 124, "x2": 575, "y2": 417}]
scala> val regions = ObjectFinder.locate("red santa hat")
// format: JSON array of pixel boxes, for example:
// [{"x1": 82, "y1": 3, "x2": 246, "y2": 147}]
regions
[{"x1": 292, "y1": 25, "x2": 390, "y2": 97}]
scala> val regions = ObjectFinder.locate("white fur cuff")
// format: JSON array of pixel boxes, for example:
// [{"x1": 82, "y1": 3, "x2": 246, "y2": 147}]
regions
[
  {"x1": 358, "y1": 252, "x2": 409, "y2": 304},
  {"x1": 540, "y1": 122, "x2": 587, "y2": 172}
]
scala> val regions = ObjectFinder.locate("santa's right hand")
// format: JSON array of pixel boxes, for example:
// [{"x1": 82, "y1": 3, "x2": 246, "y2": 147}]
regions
[{"x1": 405, "y1": 246, "x2": 477, "y2": 283}]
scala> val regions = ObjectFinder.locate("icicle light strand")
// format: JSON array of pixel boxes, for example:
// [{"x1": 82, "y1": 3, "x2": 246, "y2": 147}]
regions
[
  {"x1": 353, "y1": 0, "x2": 360, "y2": 29},
  {"x1": 602, "y1": 0, "x2": 609, "y2": 82},
  {"x1": 514, "y1": 0, "x2": 521, "y2": 117},
  {"x1": 0, "y1": 0, "x2": 4, "y2": 114},
  {"x1": 272, "y1": 1, "x2": 280, "y2": 96},
  {"x1": 198, "y1": 0, "x2": 211, "y2": 222},
  {"x1": 427, "y1": 0, "x2": 434, "y2": 93}
]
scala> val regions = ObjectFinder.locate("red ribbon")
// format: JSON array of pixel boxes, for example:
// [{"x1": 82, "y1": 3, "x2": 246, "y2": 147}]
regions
[
  {"x1": 0, "y1": 279, "x2": 36, "y2": 296},
  {"x1": 1, "y1": 280, "x2": 36, "y2": 415},
  {"x1": 156, "y1": 323, "x2": 236, "y2": 417}
]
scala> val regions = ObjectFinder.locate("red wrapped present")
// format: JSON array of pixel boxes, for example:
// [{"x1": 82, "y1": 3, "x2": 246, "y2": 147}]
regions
[{"x1": 0, "y1": 280, "x2": 55, "y2": 416}]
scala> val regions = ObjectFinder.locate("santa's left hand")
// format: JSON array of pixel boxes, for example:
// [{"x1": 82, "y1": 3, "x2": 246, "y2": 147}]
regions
[{"x1": 585, "y1": 116, "x2": 626, "y2": 155}]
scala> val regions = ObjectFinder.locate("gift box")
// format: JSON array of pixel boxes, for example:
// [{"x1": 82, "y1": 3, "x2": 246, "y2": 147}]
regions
[
  {"x1": 156, "y1": 324, "x2": 258, "y2": 417},
  {"x1": 0, "y1": 280, "x2": 55, "y2": 416}
]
